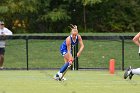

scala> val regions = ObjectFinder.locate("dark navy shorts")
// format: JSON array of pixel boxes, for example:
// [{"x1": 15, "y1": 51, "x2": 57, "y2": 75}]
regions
[
  {"x1": 60, "y1": 44, "x2": 67, "y2": 56},
  {"x1": 0, "y1": 48, "x2": 5, "y2": 55}
]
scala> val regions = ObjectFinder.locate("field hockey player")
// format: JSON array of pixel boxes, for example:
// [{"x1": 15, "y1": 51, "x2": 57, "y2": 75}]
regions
[{"x1": 53, "y1": 24, "x2": 84, "y2": 81}]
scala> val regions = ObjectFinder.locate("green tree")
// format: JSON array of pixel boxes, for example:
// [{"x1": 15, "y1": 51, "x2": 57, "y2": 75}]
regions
[
  {"x1": 0, "y1": 0, "x2": 140, "y2": 33},
  {"x1": 90, "y1": 0, "x2": 140, "y2": 32},
  {"x1": 0, "y1": 0, "x2": 38, "y2": 33}
]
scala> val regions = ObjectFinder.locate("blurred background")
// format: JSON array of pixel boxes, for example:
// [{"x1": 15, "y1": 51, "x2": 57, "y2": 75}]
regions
[{"x1": 0, "y1": 0, "x2": 140, "y2": 33}]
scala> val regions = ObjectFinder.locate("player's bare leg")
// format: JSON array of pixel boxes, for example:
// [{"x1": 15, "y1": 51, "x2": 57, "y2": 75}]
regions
[
  {"x1": 0, "y1": 54, "x2": 4, "y2": 70},
  {"x1": 54, "y1": 53, "x2": 73, "y2": 81}
]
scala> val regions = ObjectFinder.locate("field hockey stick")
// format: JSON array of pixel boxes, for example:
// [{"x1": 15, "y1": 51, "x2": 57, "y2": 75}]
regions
[{"x1": 59, "y1": 56, "x2": 78, "y2": 81}]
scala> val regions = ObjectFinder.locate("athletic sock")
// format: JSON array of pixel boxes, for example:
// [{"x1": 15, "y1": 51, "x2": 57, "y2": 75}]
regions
[
  {"x1": 132, "y1": 68, "x2": 140, "y2": 75},
  {"x1": 59, "y1": 62, "x2": 70, "y2": 73}
]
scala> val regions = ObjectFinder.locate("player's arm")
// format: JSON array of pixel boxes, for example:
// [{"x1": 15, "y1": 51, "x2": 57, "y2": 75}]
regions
[
  {"x1": 77, "y1": 35, "x2": 84, "y2": 57},
  {"x1": 1, "y1": 28, "x2": 12, "y2": 40},
  {"x1": 5, "y1": 28, "x2": 13, "y2": 35},
  {"x1": 66, "y1": 37, "x2": 73, "y2": 60},
  {"x1": 133, "y1": 32, "x2": 140, "y2": 46},
  {"x1": 66, "y1": 37, "x2": 71, "y2": 53}
]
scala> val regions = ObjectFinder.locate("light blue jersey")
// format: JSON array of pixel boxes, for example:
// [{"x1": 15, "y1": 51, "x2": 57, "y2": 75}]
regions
[{"x1": 60, "y1": 35, "x2": 78, "y2": 56}]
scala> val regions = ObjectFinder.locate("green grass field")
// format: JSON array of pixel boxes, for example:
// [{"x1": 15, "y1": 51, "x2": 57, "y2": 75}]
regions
[{"x1": 0, "y1": 70, "x2": 140, "y2": 93}]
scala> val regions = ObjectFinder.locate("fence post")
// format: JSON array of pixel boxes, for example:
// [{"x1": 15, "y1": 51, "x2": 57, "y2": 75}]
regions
[
  {"x1": 25, "y1": 36, "x2": 29, "y2": 70},
  {"x1": 72, "y1": 44, "x2": 79, "y2": 70},
  {"x1": 121, "y1": 36, "x2": 124, "y2": 71}
]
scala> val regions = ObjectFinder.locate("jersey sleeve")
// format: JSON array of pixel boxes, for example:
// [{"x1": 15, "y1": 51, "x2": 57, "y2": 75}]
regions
[{"x1": 4, "y1": 28, "x2": 13, "y2": 35}]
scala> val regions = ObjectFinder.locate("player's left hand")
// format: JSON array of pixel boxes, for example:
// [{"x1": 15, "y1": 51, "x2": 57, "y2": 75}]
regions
[{"x1": 77, "y1": 52, "x2": 80, "y2": 57}]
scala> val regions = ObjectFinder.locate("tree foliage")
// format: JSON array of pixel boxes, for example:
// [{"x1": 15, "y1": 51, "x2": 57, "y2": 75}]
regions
[{"x1": 0, "y1": 0, "x2": 140, "y2": 33}]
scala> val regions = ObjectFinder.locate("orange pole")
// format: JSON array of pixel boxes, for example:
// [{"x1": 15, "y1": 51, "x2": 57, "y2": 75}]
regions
[{"x1": 109, "y1": 59, "x2": 115, "y2": 74}]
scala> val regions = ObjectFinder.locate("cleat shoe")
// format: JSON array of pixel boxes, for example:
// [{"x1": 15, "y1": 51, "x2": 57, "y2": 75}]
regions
[
  {"x1": 53, "y1": 73, "x2": 63, "y2": 81},
  {"x1": 129, "y1": 71, "x2": 134, "y2": 80},
  {"x1": 124, "y1": 66, "x2": 131, "y2": 79},
  {"x1": 53, "y1": 74, "x2": 60, "y2": 81},
  {"x1": 54, "y1": 72, "x2": 67, "y2": 81}
]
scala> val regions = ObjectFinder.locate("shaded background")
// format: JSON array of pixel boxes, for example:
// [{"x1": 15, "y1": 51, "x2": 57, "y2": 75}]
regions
[{"x1": 0, "y1": 0, "x2": 140, "y2": 33}]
